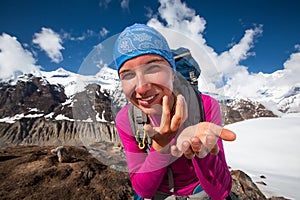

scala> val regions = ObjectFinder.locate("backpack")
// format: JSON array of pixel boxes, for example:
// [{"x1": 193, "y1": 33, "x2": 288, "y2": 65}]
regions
[{"x1": 128, "y1": 47, "x2": 205, "y2": 152}]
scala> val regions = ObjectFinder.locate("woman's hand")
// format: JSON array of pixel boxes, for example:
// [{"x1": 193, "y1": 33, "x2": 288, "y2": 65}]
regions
[
  {"x1": 144, "y1": 94, "x2": 188, "y2": 151},
  {"x1": 171, "y1": 122, "x2": 236, "y2": 158}
]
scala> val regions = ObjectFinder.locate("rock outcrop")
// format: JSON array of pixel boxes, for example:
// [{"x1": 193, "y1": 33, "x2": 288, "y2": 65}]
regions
[
  {"x1": 0, "y1": 74, "x2": 67, "y2": 118},
  {"x1": 221, "y1": 99, "x2": 277, "y2": 125},
  {"x1": 0, "y1": 118, "x2": 119, "y2": 148}
]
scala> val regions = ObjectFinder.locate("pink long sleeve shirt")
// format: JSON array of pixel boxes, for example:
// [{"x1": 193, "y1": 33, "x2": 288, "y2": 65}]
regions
[{"x1": 115, "y1": 94, "x2": 232, "y2": 200}]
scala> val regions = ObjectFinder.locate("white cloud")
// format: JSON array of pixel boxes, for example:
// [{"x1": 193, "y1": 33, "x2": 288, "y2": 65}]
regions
[
  {"x1": 98, "y1": 0, "x2": 112, "y2": 8},
  {"x1": 33, "y1": 27, "x2": 64, "y2": 63},
  {"x1": 217, "y1": 26, "x2": 263, "y2": 77},
  {"x1": 62, "y1": 28, "x2": 109, "y2": 42},
  {"x1": 62, "y1": 32, "x2": 86, "y2": 41},
  {"x1": 221, "y1": 39, "x2": 299, "y2": 99},
  {"x1": 281, "y1": 51, "x2": 300, "y2": 85},
  {"x1": 99, "y1": 0, "x2": 129, "y2": 10},
  {"x1": 145, "y1": 6, "x2": 154, "y2": 19},
  {"x1": 99, "y1": 27, "x2": 109, "y2": 37},
  {"x1": 120, "y1": 0, "x2": 129, "y2": 10},
  {"x1": 147, "y1": 0, "x2": 223, "y2": 92},
  {"x1": 146, "y1": 0, "x2": 300, "y2": 101},
  {"x1": 0, "y1": 33, "x2": 40, "y2": 80},
  {"x1": 148, "y1": 0, "x2": 206, "y2": 45}
]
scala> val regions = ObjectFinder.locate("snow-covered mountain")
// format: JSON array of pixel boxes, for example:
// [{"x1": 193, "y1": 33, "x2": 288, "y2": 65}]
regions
[
  {"x1": 41, "y1": 67, "x2": 119, "y2": 97},
  {"x1": 220, "y1": 72, "x2": 300, "y2": 117},
  {"x1": 0, "y1": 70, "x2": 122, "y2": 157},
  {"x1": 0, "y1": 68, "x2": 121, "y2": 123},
  {"x1": 41, "y1": 67, "x2": 300, "y2": 116},
  {"x1": 250, "y1": 85, "x2": 300, "y2": 116},
  {"x1": 1, "y1": 66, "x2": 298, "y2": 124}
]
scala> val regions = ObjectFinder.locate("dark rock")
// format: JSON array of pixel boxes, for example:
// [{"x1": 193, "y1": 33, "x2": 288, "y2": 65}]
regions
[
  {"x1": 260, "y1": 175, "x2": 266, "y2": 179},
  {"x1": 0, "y1": 145, "x2": 132, "y2": 200},
  {"x1": 0, "y1": 118, "x2": 120, "y2": 147},
  {"x1": 268, "y1": 197, "x2": 292, "y2": 200},
  {"x1": 0, "y1": 74, "x2": 67, "y2": 117},
  {"x1": 256, "y1": 181, "x2": 267, "y2": 186},
  {"x1": 231, "y1": 169, "x2": 267, "y2": 199},
  {"x1": 221, "y1": 99, "x2": 277, "y2": 125},
  {"x1": 71, "y1": 83, "x2": 114, "y2": 122},
  {"x1": 230, "y1": 170, "x2": 290, "y2": 200}
]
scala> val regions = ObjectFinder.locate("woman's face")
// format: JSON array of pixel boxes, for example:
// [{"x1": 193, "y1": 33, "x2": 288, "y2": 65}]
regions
[{"x1": 119, "y1": 54, "x2": 174, "y2": 115}]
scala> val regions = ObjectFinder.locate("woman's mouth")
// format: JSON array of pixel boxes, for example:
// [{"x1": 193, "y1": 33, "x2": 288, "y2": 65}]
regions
[{"x1": 137, "y1": 94, "x2": 158, "y2": 106}]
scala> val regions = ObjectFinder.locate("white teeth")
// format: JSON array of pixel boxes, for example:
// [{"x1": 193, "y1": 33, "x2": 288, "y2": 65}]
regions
[{"x1": 141, "y1": 95, "x2": 155, "y2": 101}]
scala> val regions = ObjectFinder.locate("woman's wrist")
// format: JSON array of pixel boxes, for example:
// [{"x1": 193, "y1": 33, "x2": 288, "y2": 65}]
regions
[
  {"x1": 152, "y1": 140, "x2": 164, "y2": 151},
  {"x1": 151, "y1": 136, "x2": 175, "y2": 153}
]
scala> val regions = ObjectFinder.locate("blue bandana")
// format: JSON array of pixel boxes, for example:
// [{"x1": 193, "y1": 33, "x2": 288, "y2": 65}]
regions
[{"x1": 113, "y1": 23, "x2": 175, "y2": 71}]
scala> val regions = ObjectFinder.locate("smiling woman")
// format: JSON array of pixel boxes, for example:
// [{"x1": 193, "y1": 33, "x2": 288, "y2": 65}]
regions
[{"x1": 111, "y1": 23, "x2": 236, "y2": 200}]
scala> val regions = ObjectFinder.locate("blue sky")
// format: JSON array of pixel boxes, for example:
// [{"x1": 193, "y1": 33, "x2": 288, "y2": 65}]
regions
[{"x1": 0, "y1": 0, "x2": 300, "y2": 77}]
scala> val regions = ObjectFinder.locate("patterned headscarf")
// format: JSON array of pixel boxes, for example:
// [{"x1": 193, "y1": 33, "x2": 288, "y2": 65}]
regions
[{"x1": 113, "y1": 23, "x2": 175, "y2": 71}]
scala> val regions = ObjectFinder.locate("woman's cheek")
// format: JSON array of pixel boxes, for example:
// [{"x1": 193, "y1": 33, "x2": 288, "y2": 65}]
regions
[
  {"x1": 152, "y1": 72, "x2": 174, "y2": 93},
  {"x1": 121, "y1": 80, "x2": 135, "y2": 99}
]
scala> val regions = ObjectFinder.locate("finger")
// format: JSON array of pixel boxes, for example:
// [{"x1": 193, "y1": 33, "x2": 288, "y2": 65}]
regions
[
  {"x1": 182, "y1": 141, "x2": 195, "y2": 159},
  {"x1": 200, "y1": 122, "x2": 236, "y2": 142},
  {"x1": 179, "y1": 94, "x2": 188, "y2": 123},
  {"x1": 220, "y1": 128, "x2": 236, "y2": 141},
  {"x1": 181, "y1": 140, "x2": 191, "y2": 152},
  {"x1": 176, "y1": 125, "x2": 197, "y2": 152},
  {"x1": 170, "y1": 95, "x2": 186, "y2": 132},
  {"x1": 191, "y1": 136, "x2": 202, "y2": 152},
  {"x1": 153, "y1": 96, "x2": 171, "y2": 133},
  {"x1": 161, "y1": 95, "x2": 171, "y2": 127},
  {"x1": 170, "y1": 95, "x2": 182, "y2": 131},
  {"x1": 143, "y1": 124, "x2": 157, "y2": 138},
  {"x1": 195, "y1": 146, "x2": 209, "y2": 158},
  {"x1": 210, "y1": 144, "x2": 219, "y2": 155},
  {"x1": 171, "y1": 145, "x2": 182, "y2": 157}
]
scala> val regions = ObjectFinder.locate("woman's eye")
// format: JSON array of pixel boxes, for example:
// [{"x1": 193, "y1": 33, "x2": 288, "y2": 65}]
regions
[
  {"x1": 120, "y1": 71, "x2": 135, "y2": 80},
  {"x1": 145, "y1": 65, "x2": 162, "y2": 73}
]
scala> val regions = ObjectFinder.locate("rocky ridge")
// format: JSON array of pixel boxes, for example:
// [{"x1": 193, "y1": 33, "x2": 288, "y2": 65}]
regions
[{"x1": 222, "y1": 98, "x2": 277, "y2": 125}]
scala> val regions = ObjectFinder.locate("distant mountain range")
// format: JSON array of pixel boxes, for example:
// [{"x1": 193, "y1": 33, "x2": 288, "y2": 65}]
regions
[
  {"x1": 0, "y1": 67, "x2": 285, "y2": 122},
  {"x1": 45, "y1": 67, "x2": 299, "y2": 116},
  {"x1": 0, "y1": 67, "x2": 294, "y2": 148}
]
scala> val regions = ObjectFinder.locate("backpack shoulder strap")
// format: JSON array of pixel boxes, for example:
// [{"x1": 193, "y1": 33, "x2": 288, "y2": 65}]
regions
[
  {"x1": 192, "y1": 87, "x2": 206, "y2": 122},
  {"x1": 128, "y1": 104, "x2": 151, "y2": 152}
]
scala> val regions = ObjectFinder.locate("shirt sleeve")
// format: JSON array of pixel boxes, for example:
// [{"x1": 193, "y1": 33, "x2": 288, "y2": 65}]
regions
[
  {"x1": 115, "y1": 105, "x2": 172, "y2": 198},
  {"x1": 192, "y1": 94, "x2": 232, "y2": 200}
]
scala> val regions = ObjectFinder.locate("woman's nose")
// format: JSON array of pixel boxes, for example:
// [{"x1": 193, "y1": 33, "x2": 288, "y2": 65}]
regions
[{"x1": 135, "y1": 74, "x2": 151, "y2": 94}]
